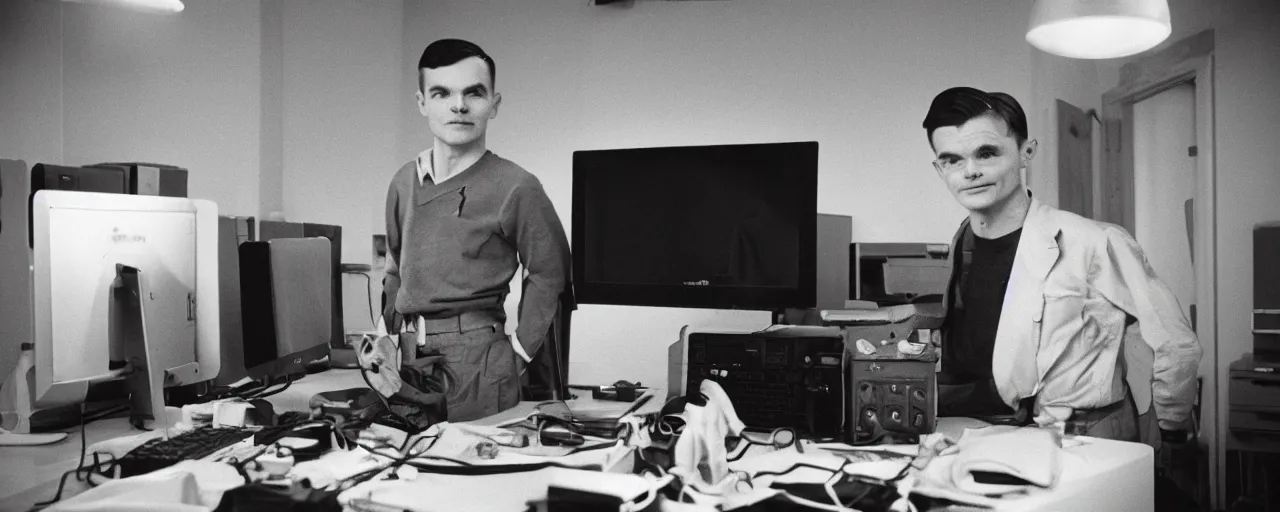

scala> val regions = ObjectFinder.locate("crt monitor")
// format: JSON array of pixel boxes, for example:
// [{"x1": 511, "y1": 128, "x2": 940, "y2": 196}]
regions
[
  {"x1": 238, "y1": 237, "x2": 332, "y2": 383},
  {"x1": 26, "y1": 190, "x2": 220, "y2": 414},
  {"x1": 572, "y1": 141, "x2": 818, "y2": 312}
]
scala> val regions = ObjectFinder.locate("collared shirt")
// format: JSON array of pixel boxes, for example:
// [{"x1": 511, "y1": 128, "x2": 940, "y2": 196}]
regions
[{"x1": 415, "y1": 148, "x2": 461, "y2": 186}]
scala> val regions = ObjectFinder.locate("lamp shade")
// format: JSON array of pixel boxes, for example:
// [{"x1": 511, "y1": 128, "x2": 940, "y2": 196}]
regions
[
  {"x1": 60, "y1": 0, "x2": 185, "y2": 14},
  {"x1": 1026, "y1": 0, "x2": 1171, "y2": 59}
]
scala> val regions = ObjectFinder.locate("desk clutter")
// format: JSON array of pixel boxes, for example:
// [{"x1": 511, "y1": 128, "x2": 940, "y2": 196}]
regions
[{"x1": 24, "y1": 369, "x2": 1151, "y2": 512}]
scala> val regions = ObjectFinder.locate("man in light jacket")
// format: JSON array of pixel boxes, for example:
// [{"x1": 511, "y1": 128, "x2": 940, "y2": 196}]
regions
[{"x1": 922, "y1": 86, "x2": 1201, "y2": 443}]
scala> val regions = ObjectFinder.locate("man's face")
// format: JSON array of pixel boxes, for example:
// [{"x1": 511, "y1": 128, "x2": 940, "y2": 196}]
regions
[
  {"x1": 929, "y1": 115, "x2": 1034, "y2": 213},
  {"x1": 417, "y1": 56, "x2": 500, "y2": 148}
]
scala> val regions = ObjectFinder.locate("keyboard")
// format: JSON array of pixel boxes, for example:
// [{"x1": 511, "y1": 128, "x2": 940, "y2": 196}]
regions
[{"x1": 116, "y1": 426, "x2": 256, "y2": 478}]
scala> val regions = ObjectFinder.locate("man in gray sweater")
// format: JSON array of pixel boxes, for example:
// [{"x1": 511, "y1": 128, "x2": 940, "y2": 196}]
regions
[{"x1": 383, "y1": 39, "x2": 572, "y2": 422}]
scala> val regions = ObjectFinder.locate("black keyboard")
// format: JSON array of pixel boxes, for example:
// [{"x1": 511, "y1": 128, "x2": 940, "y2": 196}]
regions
[{"x1": 117, "y1": 426, "x2": 256, "y2": 478}]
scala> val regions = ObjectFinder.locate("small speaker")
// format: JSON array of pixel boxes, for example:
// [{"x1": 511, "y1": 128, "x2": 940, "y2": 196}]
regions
[{"x1": 816, "y1": 214, "x2": 851, "y2": 310}]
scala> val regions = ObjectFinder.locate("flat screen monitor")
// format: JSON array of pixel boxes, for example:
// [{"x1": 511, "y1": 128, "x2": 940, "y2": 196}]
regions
[
  {"x1": 259, "y1": 220, "x2": 344, "y2": 351},
  {"x1": 238, "y1": 238, "x2": 332, "y2": 382},
  {"x1": 29, "y1": 190, "x2": 220, "y2": 409},
  {"x1": 572, "y1": 141, "x2": 818, "y2": 311}
]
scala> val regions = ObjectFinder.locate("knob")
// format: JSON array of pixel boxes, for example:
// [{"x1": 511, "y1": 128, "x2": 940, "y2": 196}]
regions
[
  {"x1": 913, "y1": 413, "x2": 924, "y2": 427},
  {"x1": 891, "y1": 410, "x2": 901, "y2": 422}
]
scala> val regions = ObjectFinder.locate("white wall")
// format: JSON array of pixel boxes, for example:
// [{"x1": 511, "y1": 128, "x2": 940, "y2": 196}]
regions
[
  {"x1": 393, "y1": 0, "x2": 1035, "y2": 387},
  {"x1": 279, "y1": 0, "x2": 403, "y2": 332},
  {"x1": 0, "y1": 0, "x2": 262, "y2": 387},
  {"x1": 58, "y1": 0, "x2": 263, "y2": 218},
  {"x1": 0, "y1": 1, "x2": 64, "y2": 167},
  {"x1": 1027, "y1": 51, "x2": 1107, "y2": 212}
]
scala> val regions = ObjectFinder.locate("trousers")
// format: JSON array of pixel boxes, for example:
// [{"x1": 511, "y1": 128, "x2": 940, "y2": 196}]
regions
[
  {"x1": 1063, "y1": 385, "x2": 1141, "y2": 442},
  {"x1": 404, "y1": 310, "x2": 520, "y2": 422}
]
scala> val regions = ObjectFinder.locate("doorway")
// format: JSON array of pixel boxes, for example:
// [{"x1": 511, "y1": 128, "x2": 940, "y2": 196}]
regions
[
  {"x1": 1101, "y1": 29, "x2": 1217, "y2": 509},
  {"x1": 1133, "y1": 82, "x2": 1197, "y2": 328}
]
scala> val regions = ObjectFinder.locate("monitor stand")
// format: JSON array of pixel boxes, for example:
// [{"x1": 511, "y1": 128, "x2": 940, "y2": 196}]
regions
[
  {"x1": 0, "y1": 343, "x2": 68, "y2": 446},
  {"x1": 114, "y1": 265, "x2": 173, "y2": 431},
  {"x1": 0, "y1": 264, "x2": 174, "y2": 444}
]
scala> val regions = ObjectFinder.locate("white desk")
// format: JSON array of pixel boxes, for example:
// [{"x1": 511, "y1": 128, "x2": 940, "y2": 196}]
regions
[
  {"x1": 0, "y1": 382, "x2": 1154, "y2": 512},
  {"x1": 0, "y1": 369, "x2": 656, "y2": 512},
  {"x1": 0, "y1": 369, "x2": 525, "y2": 512}
]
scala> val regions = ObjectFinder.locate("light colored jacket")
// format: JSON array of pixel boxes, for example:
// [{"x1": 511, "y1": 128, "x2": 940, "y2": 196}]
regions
[{"x1": 942, "y1": 197, "x2": 1202, "y2": 430}]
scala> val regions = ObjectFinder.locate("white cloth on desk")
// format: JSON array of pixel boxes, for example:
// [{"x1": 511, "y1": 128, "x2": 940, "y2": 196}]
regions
[
  {"x1": 44, "y1": 460, "x2": 241, "y2": 512},
  {"x1": 291, "y1": 446, "x2": 389, "y2": 490},
  {"x1": 947, "y1": 425, "x2": 1063, "y2": 495},
  {"x1": 905, "y1": 425, "x2": 1073, "y2": 508}
]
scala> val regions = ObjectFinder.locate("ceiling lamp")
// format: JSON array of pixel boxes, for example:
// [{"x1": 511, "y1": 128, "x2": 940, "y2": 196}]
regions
[
  {"x1": 59, "y1": 0, "x2": 185, "y2": 14},
  {"x1": 1026, "y1": 0, "x2": 1171, "y2": 59}
]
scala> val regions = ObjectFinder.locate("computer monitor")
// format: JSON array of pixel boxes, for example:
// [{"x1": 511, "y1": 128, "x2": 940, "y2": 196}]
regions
[
  {"x1": 302, "y1": 223, "x2": 343, "y2": 351},
  {"x1": 27, "y1": 190, "x2": 220, "y2": 420},
  {"x1": 238, "y1": 238, "x2": 332, "y2": 383},
  {"x1": 214, "y1": 215, "x2": 255, "y2": 386},
  {"x1": 571, "y1": 141, "x2": 819, "y2": 312},
  {"x1": 259, "y1": 220, "x2": 344, "y2": 352}
]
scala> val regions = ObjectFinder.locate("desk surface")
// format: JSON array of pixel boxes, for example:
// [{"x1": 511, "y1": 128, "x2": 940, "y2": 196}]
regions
[
  {"x1": 0, "y1": 369, "x2": 659, "y2": 512},
  {"x1": 0, "y1": 371, "x2": 1152, "y2": 512}
]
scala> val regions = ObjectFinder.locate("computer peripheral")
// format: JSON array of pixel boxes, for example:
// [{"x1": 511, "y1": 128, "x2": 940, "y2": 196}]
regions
[
  {"x1": 1, "y1": 190, "x2": 222, "y2": 437},
  {"x1": 116, "y1": 426, "x2": 256, "y2": 478},
  {"x1": 824, "y1": 303, "x2": 944, "y2": 444},
  {"x1": 238, "y1": 237, "x2": 332, "y2": 383},
  {"x1": 675, "y1": 328, "x2": 846, "y2": 439}
]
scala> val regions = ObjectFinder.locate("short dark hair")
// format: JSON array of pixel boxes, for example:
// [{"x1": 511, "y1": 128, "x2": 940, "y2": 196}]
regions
[
  {"x1": 922, "y1": 87, "x2": 1028, "y2": 147},
  {"x1": 418, "y1": 38, "x2": 496, "y2": 92}
]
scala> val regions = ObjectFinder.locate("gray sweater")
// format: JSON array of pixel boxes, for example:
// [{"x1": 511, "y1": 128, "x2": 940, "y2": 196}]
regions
[{"x1": 383, "y1": 151, "x2": 571, "y2": 355}]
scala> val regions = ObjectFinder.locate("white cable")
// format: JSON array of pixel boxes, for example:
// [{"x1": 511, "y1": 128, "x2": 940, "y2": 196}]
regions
[
  {"x1": 824, "y1": 471, "x2": 849, "y2": 511},
  {"x1": 620, "y1": 474, "x2": 673, "y2": 512}
]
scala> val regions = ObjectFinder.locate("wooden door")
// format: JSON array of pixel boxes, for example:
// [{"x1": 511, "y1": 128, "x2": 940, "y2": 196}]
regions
[{"x1": 1057, "y1": 99, "x2": 1094, "y2": 219}]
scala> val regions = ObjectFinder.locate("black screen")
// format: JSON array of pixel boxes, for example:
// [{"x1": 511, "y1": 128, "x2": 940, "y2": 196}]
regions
[{"x1": 572, "y1": 141, "x2": 817, "y2": 311}]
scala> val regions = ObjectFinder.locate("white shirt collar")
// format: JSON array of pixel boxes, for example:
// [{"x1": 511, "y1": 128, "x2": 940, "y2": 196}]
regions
[{"x1": 415, "y1": 148, "x2": 461, "y2": 186}]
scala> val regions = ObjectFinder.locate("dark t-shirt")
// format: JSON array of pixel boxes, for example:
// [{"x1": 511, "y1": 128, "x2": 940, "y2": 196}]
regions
[{"x1": 942, "y1": 225, "x2": 1022, "y2": 413}]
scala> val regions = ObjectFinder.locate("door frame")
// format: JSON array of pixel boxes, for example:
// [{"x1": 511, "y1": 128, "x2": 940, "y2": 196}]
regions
[{"x1": 1101, "y1": 29, "x2": 1218, "y2": 508}]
